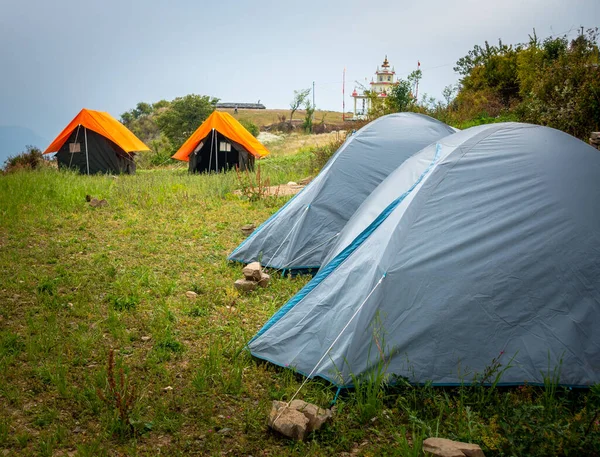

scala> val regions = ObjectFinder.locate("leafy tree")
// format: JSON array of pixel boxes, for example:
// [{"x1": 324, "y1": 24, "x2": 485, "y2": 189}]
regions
[
  {"x1": 388, "y1": 79, "x2": 413, "y2": 112},
  {"x1": 133, "y1": 102, "x2": 152, "y2": 119},
  {"x1": 447, "y1": 28, "x2": 599, "y2": 139},
  {"x1": 156, "y1": 94, "x2": 219, "y2": 150},
  {"x1": 152, "y1": 99, "x2": 170, "y2": 111},
  {"x1": 121, "y1": 102, "x2": 154, "y2": 125},
  {"x1": 442, "y1": 84, "x2": 458, "y2": 107},
  {"x1": 520, "y1": 28, "x2": 600, "y2": 138},
  {"x1": 407, "y1": 69, "x2": 422, "y2": 97},
  {"x1": 302, "y1": 100, "x2": 316, "y2": 133},
  {"x1": 290, "y1": 88, "x2": 311, "y2": 122}
]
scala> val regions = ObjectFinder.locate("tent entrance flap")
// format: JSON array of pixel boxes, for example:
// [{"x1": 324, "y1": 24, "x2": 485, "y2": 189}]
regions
[
  {"x1": 189, "y1": 130, "x2": 253, "y2": 173},
  {"x1": 55, "y1": 129, "x2": 136, "y2": 175}
]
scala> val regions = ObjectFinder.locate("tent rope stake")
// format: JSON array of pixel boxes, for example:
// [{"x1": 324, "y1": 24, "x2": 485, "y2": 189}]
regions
[{"x1": 273, "y1": 273, "x2": 386, "y2": 425}]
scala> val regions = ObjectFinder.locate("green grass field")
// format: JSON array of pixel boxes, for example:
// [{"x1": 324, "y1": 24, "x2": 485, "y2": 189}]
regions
[{"x1": 1, "y1": 146, "x2": 599, "y2": 456}]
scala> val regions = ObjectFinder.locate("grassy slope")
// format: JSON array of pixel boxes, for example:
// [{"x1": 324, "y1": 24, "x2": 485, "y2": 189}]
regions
[
  {"x1": 0, "y1": 148, "x2": 599, "y2": 456},
  {"x1": 264, "y1": 131, "x2": 346, "y2": 157},
  {"x1": 219, "y1": 109, "x2": 347, "y2": 128}
]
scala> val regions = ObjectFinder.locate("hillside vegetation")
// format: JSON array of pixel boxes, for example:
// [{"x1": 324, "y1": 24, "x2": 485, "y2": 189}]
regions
[{"x1": 369, "y1": 28, "x2": 600, "y2": 139}]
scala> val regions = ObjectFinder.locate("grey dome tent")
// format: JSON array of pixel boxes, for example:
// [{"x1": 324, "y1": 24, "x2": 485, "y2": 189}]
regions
[
  {"x1": 228, "y1": 113, "x2": 456, "y2": 271},
  {"x1": 248, "y1": 123, "x2": 600, "y2": 387}
]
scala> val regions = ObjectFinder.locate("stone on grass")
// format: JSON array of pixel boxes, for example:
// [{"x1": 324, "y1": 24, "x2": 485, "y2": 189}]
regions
[
  {"x1": 242, "y1": 262, "x2": 262, "y2": 281},
  {"x1": 234, "y1": 279, "x2": 257, "y2": 292},
  {"x1": 289, "y1": 399, "x2": 332, "y2": 433},
  {"x1": 141, "y1": 336, "x2": 152, "y2": 342},
  {"x1": 241, "y1": 224, "x2": 256, "y2": 236},
  {"x1": 423, "y1": 438, "x2": 485, "y2": 457},
  {"x1": 89, "y1": 198, "x2": 108, "y2": 207},
  {"x1": 258, "y1": 272, "x2": 271, "y2": 288},
  {"x1": 185, "y1": 291, "x2": 198, "y2": 299},
  {"x1": 287, "y1": 181, "x2": 298, "y2": 186},
  {"x1": 268, "y1": 401, "x2": 309, "y2": 441},
  {"x1": 89, "y1": 198, "x2": 108, "y2": 208}
]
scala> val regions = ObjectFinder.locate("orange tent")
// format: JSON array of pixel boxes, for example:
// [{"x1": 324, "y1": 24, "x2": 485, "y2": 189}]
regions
[
  {"x1": 44, "y1": 109, "x2": 149, "y2": 175},
  {"x1": 172, "y1": 111, "x2": 269, "y2": 172},
  {"x1": 44, "y1": 109, "x2": 149, "y2": 154}
]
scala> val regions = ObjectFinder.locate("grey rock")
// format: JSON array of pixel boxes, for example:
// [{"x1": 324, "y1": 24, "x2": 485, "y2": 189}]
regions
[
  {"x1": 258, "y1": 272, "x2": 271, "y2": 288},
  {"x1": 241, "y1": 224, "x2": 256, "y2": 236},
  {"x1": 242, "y1": 262, "x2": 262, "y2": 281},
  {"x1": 268, "y1": 401, "x2": 309, "y2": 440},
  {"x1": 89, "y1": 198, "x2": 108, "y2": 208},
  {"x1": 423, "y1": 437, "x2": 485, "y2": 457},
  {"x1": 234, "y1": 279, "x2": 257, "y2": 292},
  {"x1": 289, "y1": 399, "x2": 332, "y2": 433}
]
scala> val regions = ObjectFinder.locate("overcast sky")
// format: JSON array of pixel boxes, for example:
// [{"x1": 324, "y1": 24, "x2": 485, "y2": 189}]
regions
[{"x1": 0, "y1": 0, "x2": 598, "y2": 141}]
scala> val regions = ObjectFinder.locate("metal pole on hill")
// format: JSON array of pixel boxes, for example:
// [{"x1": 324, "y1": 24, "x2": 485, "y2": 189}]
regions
[
  {"x1": 415, "y1": 61, "x2": 421, "y2": 101},
  {"x1": 312, "y1": 81, "x2": 315, "y2": 122},
  {"x1": 342, "y1": 68, "x2": 346, "y2": 121}
]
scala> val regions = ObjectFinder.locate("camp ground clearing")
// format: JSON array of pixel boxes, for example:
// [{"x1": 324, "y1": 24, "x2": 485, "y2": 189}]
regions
[{"x1": 2, "y1": 120, "x2": 600, "y2": 456}]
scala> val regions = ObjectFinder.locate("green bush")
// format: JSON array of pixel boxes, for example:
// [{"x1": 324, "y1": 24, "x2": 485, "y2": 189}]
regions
[
  {"x1": 239, "y1": 119, "x2": 260, "y2": 137},
  {"x1": 4, "y1": 145, "x2": 47, "y2": 173}
]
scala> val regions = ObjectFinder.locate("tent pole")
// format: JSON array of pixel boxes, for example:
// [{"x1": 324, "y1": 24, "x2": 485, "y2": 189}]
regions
[
  {"x1": 69, "y1": 124, "x2": 81, "y2": 169},
  {"x1": 215, "y1": 128, "x2": 219, "y2": 173},
  {"x1": 208, "y1": 129, "x2": 213, "y2": 172},
  {"x1": 84, "y1": 126, "x2": 90, "y2": 175}
]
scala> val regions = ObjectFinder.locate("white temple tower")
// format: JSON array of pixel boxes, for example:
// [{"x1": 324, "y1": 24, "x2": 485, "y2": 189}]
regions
[{"x1": 352, "y1": 56, "x2": 397, "y2": 119}]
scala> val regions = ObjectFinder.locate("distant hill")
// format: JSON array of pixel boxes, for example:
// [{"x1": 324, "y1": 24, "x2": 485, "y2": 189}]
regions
[
  {"x1": 218, "y1": 108, "x2": 349, "y2": 128},
  {"x1": 0, "y1": 126, "x2": 48, "y2": 166}
]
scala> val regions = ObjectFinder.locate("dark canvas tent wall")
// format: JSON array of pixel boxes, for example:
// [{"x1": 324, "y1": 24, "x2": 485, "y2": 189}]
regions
[
  {"x1": 172, "y1": 111, "x2": 269, "y2": 173},
  {"x1": 44, "y1": 109, "x2": 149, "y2": 174},
  {"x1": 229, "y1": 113, "x2": 456, "y2": 271},
  {"x1": 248, "y1": 123, "x2": 600, "y2": 387}
]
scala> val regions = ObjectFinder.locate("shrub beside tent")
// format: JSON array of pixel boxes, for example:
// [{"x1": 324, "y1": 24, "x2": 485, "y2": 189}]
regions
[
  {"x1": 172, "y1": 111, "x2": 269, "y2": 173},
  {"x1": 248, "y1": 123, "x2": 600, "y2": 387},
  {"x1": 229, "y1": 113, "x2": 456, "y2": 271},
  {"x1": 44, "y1": 109, "x2": 149, "y2": 174}
]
